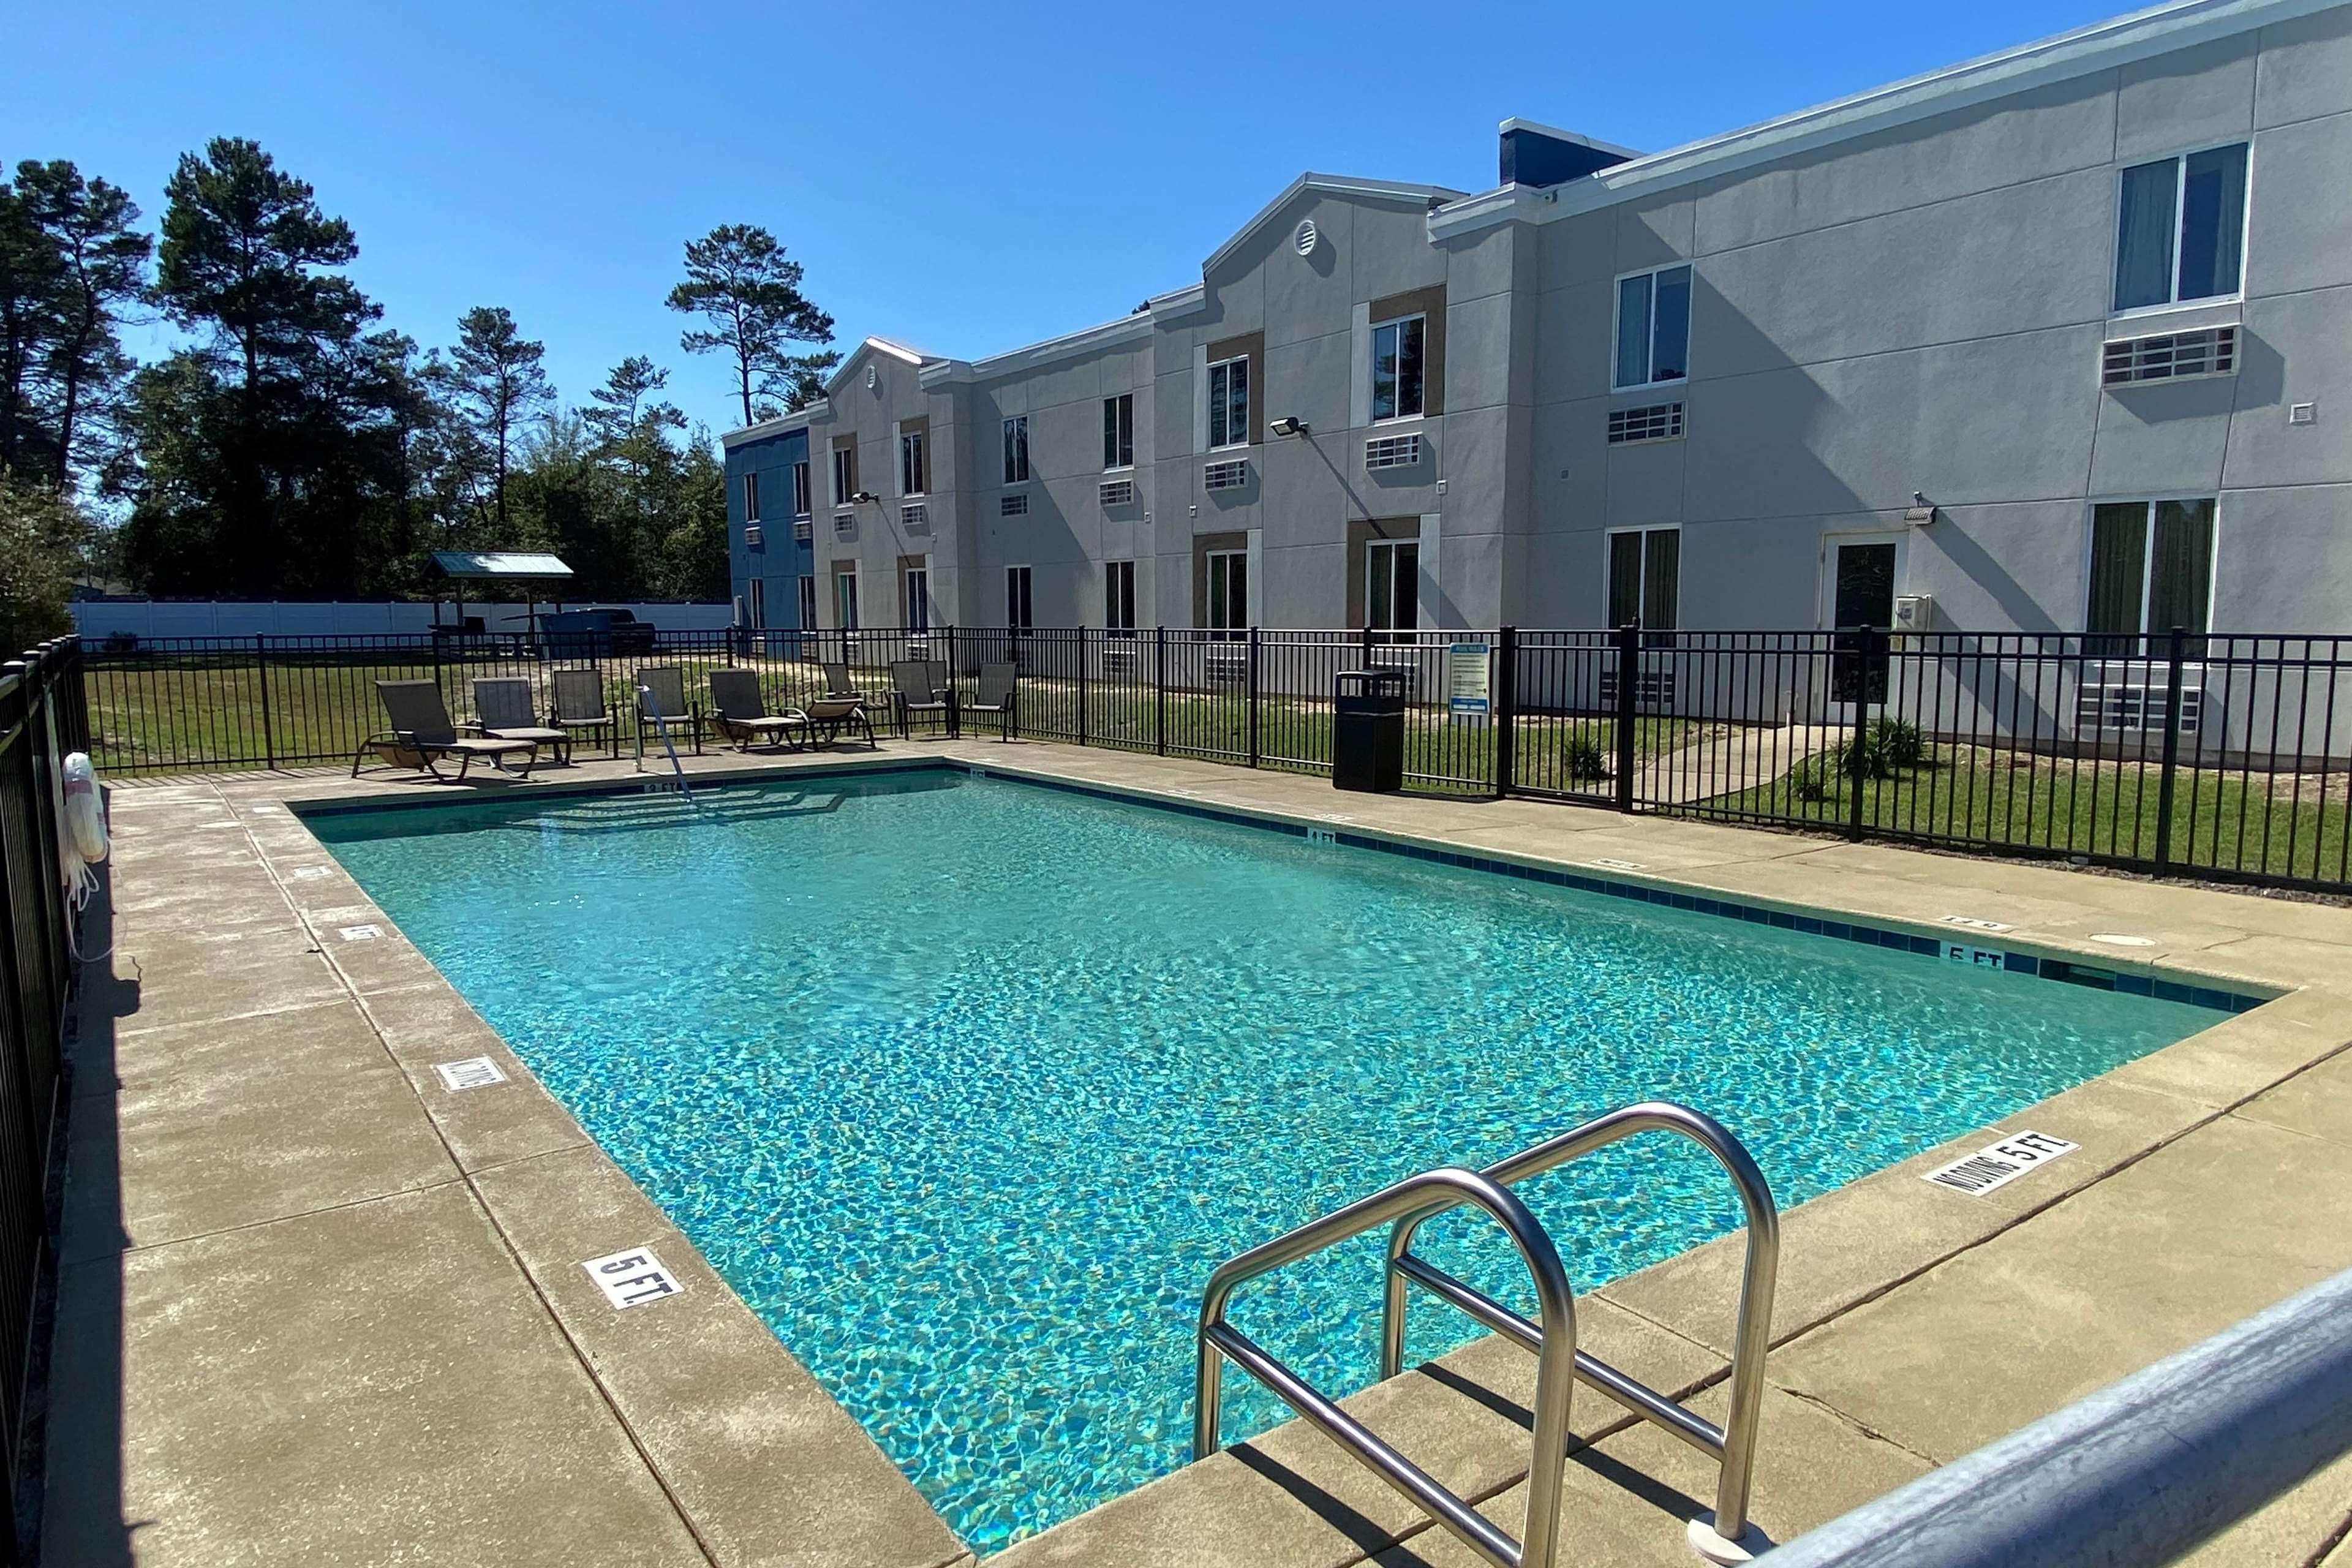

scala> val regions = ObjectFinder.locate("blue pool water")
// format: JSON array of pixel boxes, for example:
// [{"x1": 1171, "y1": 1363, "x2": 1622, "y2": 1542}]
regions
[{"x1": 311, "y1": 769, "x2": 2219, "y2": 1551}]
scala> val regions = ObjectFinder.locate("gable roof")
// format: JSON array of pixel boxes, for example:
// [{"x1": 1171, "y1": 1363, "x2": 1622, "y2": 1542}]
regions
[{"x1": 1432, "y1": 0, "x2": 2341, "y2": 239}]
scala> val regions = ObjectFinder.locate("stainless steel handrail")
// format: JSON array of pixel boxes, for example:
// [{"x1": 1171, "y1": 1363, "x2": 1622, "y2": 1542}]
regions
[
  {"x1": 1195, "y1": 1166, "x2": 1580, "y2": 1568},
  {"x1": 1381, "y1": 1101, "x2": 1780, "y2": 1553},
  {"x1": 1191, "y1": 1101, "x2": 1778, "y2": 1568}
]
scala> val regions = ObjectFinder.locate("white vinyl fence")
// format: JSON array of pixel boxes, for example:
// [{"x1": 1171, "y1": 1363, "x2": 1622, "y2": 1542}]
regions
[{"x1": 72, "y1": 600, "x2": 736, "y2": 639}]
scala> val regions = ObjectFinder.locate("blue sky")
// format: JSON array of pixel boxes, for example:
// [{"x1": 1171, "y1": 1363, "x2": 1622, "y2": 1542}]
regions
[{"x1": 7, "y1": 0, "x2": 2120, "y2": 435}]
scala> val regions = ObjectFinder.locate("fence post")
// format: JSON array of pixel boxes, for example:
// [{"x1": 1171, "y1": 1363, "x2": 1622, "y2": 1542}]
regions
[
  {"x1": 1494, "y1": 627, "x2": 1518, "y2": 799},
  {"x1": 1848, "y1": 625, "x2": 1877, "y2": 843},
  {"x1": 1155, "y1": 625, "x2": 1167, "y2": 757},
  {"x1": 2154, "y1": 625, "x2": 2187, "y2": 873},
  {"x1": 1077, "y1": 630, "x2": 1090, "y2": 749},
  {"x1": 1615, "y1": 622, "x2": 1640, "y2": 812},
  {"x1": 254, "y1": 634, "x2": 276, "y2": 770},
  {"x1": 1246, "y1": 627, "x2": 1261, "y2": 769},
  {"x1": 946, "y1": 625, "x2": 960, "y2": 739}
]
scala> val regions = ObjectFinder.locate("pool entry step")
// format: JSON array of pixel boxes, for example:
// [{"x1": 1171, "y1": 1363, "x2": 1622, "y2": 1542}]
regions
[{"x1": 1193, "y1": 1101, "x2": 1781, "y2": 1568}]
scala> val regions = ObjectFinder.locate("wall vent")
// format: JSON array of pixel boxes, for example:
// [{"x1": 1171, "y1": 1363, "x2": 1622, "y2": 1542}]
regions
[
  {"x1": 1000, "y1": 492, "x2": 1029, "y2": 517},
  {"x1": 1099, "y1": 478, "x2": 1136, "y2": 507},
  {"x1": 900, "y1": 503, "x2": 929, "y2": 532},
  {"x1": 2103, "y1": 326, "x2": 2236, "y2": 386},
  {"x1": 1607, "y1": 402, "x2": 1686, "y2": 444},
  {"x1": 1365, "y1": 432, "x2": 1423, "y2": 470},
  {"x1": 742, "y1": 523, "x2": 763, "y2": 548},
  {"x1": 1204, "y1": 459, "x2": 1249, "y2": 492}
]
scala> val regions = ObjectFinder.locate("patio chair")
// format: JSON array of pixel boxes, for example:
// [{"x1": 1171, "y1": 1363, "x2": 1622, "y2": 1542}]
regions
[
  {"x1": 890, "y1": 660, "x2": 952, "y2": 739},
  {"x1": 962, "y1": 662, "x2": 1019, "y2": 741},
  {"x1": 633, "y1": 666, "x2": 704, "y2": 758},
  {"x1": 551, "y1": 668, "x2": 617, "y2": 756},
  {"x1": 354, "y1": 680, "x2": 538, "y2": 782},
  {"x1": 472, "y1": 677, "x2": 571, "y2": 766},
  {"x1": 707, "y1": 669, "x2": 811, "y2": 752},
  {"x1": 821, "y1": 662, "x2": 861, "y2": 701}
]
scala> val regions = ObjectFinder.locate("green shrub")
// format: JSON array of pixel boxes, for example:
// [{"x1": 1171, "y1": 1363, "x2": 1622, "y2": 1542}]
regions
[
  {"x1": 1789, "y1": 756, "x2": 1833, "y2": 802},
  {"x1": 1872, "y1": 717, "x2": 1924, "y2": 771},
  {"x1": 1561, "y1": 731, "x2": 1607, "y2": 783}
]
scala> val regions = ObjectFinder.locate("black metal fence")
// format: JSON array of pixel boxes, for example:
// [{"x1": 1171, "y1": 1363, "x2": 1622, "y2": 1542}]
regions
[
  {"x1": 0, "y1": 639, "x2": 83, "y2": 1556},
  {"x1": 75, "y1": 625, "x2": 2352, "y2": 893}
]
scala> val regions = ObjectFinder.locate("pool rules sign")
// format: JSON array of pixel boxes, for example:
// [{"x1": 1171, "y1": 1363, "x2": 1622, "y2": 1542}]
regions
[{"x1": 1447, "y1": 643, "x2": 1490, "y2": 718}]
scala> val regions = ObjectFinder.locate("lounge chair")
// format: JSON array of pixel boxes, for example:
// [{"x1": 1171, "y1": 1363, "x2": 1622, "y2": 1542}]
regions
[
  {"x1": 472, "y1": 677, "x2": 571, "y2": 765},
  {"x1": 821, "y1": 662, "x2": 861, "y2": 701},
  {"x1": 963, "y1": 662, "x2": 1019, "y2": 741},
  {"x1": 355, "y1": 679, "x2": 538, "y2": 782},
  {"x1": 551, "y1": 668, "x2": 617, "y2": 756},
  {"x1": 633, "y1": 666, "x2": 704, "y2": 758},
  {"x1": 707, "y1": 669, "x2": 812, "y2": 751},
  {"x1": 890, "y1": 660, "x2": 952, "y2": 739}
]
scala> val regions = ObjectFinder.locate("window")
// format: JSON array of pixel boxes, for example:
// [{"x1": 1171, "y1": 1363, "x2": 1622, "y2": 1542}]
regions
[
  {"x1": 2087, "y1": 499, "x2": 2215, "y2": 652},
  {"x1": 1606, "y1": 527, "x2": 1681, "y2": 637},
  {"x1": 1371, "y1": 314, "x2": 1427, "y2": 422},
  {"x1": 1613, "y1": 265, "x2": 1692, "y2": 390},
  {"x1": 797, "y1": 575, "x2": 816, "y2": 631},
  {"x1": 1206, "y1": 549, "x2": 1246, "y2": 635},
  {"x1": 1365, "y1": 539, "x2": 1419, "y2": 636},
  {"x1": 746, "y1": 576, "x2": 765, "y2": 630},
  {"x1": 832, "y1": 445, "x2": 858, "y2": 506},
  {"x1": 2113, "y1": 144, "x2": 2248, "y2": 313},
  {"x1": 1006, "y1": 565, "x2": 1033, "y2": 630},
  {"x1": 1208, "y1": 355, "x2": 1250, "y2": 450},
  {"x1": 790, "y1": 460, "x2": 811, "y2": 518},
  {"x1": 1003, "y1": 416, "x2": 1030, "y2": 483},
  {"x1": 742, "y1": 472, "x2": 761, "y2": 522},
  {"x1": 1105, "y1": 560, "x2": 1136, "y2": 634},
  {"x1": 904, "y1": 566, "x2": 929, "y2": 634},
  {"x1": 899, "y1": 429, "x2": 927, "y2": 496},
  {"x1": 834, "y1": 570, "x2": 860, "y2": 631},
  {"x1": 1103, "y1": 393, "x2": 1134, "y2": 470}
]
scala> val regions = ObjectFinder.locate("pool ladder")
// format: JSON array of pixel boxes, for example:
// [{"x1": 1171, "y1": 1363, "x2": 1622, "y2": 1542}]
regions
[
  {"x1": 1193, "y1": 1101, "x2": 1780, "y2": 1568},
  {"x1": 633, "y1": 684, "x2": 695, "y2": 805}
]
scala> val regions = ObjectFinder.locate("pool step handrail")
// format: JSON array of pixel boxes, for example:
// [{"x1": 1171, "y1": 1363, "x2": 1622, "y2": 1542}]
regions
[
  {"x1": 1193, "y1": 1100, "x2": 1780, "y2": 1568},
  {"x1": 634, "y1": 683, "x2": 695, "y2": 805}
]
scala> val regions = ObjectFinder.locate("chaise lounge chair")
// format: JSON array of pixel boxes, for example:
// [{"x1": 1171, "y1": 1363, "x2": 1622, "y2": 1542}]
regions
[
  {"x1": 551, "y1": 668, "x2": 617, "y2": 757},
  {"x1": 707, "y1": 669, "x2": 812, "y2": 751},
  {"x1": 472, "y1": 677, "x2": 572, "y2": 765},
  {"x1": 889, "y1": 660, "x2": 952, "y2": 739},
  {"x1": 963, "y1": 662, "x2": 1019, "y2": 741},
  {"x1": 355, "y1": 679, "x2": 539, "y2": 782}
]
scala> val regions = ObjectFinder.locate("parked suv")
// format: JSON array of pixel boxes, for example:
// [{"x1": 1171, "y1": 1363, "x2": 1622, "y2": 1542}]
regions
[{"x1": 537, "y1": 608, "x2": 657, "y2": 658}]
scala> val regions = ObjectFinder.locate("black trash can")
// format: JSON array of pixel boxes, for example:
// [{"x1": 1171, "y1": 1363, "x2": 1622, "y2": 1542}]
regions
[{"x1": 1333, "y1": 669, "x2": 1407, "y2": 793}]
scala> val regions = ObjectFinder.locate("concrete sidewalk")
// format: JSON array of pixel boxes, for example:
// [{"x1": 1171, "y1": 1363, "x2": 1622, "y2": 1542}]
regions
[{"x1": 45, "y1": 741, "x2": 2352, "y2": 1566}]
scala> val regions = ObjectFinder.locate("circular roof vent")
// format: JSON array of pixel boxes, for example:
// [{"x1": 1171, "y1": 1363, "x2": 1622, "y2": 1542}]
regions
[{"x1": 1294, "y1": 219, "x2": 1319, "y2": 256}]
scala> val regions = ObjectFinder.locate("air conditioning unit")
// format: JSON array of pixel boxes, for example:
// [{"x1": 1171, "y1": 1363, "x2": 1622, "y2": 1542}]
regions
[
  {"x1": 1365, "y1": 432, "x2": 1423, "y2": 470},
  {"x1": 2076, "y1": 666, "x2": 2206, "y2": 734},
  {"x1": 832, "y1": 511, "x2": 856, "y2": 541},
  {"x1": 1607, "y1": 402, "x2": 1686, "y2": 445},
  {"x1": 901, "y1": 503, "x2": 929, "y2": 532},
  {"x1": 2102, "y1": 326, "x2": 2237, "y2": 387},
  {"x1": 1204, "y1": 459, "x2": 1248, "y2": 492},
  {"x1": 793, "y1": 518, "x2": 812, "y2": 543},
  {"x1": 1099, "y1": 642, "x2": 1142, "y2": 679},
  {"x1": 1366, "y1": 645, "x2": 1425, "y2": 695},
  {"x1": 743, "y1": 523, "x2": 763, "y2": 548},
  {"x1": 1099, "y1": 478, "x2": 1136, "y2": 507},
  {"x1": 1001, "y1": 492, "x2": 1029, "y2": 517},
  {"x1": 1599, "y1": 666, "x2": 1678, "y2": 710}
]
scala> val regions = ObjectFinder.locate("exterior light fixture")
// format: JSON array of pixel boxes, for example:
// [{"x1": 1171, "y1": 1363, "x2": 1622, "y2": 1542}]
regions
[{"x1": 1269, "y1": 416, "x2": 1309, "y2": 437}]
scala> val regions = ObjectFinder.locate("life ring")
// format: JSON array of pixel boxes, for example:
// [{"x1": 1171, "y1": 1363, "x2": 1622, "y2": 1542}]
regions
[{"x1": 62, "y1": 753, "x2": 108, "y2": 864}]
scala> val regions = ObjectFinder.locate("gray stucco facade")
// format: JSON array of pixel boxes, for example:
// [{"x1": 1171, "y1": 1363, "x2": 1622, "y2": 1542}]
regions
[{"x1": 723, "y1": 0, "x2": 2352, "y2": 641}]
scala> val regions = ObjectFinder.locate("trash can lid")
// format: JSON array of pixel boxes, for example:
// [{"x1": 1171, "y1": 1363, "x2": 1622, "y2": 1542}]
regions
[{"x1": 1336, "y1": 668, "x2": 1409, "y2": 692}]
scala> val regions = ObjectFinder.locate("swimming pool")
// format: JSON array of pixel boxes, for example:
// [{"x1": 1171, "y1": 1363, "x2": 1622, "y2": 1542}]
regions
[{"x1": 309, "y1": 767, "x2": 2226, "y2": 1552}]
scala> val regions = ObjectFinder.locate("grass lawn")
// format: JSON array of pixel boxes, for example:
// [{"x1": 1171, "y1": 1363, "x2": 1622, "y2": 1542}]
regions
[{"x1": 1700, "y1": 742, "x2": 2352, "y2": 883}]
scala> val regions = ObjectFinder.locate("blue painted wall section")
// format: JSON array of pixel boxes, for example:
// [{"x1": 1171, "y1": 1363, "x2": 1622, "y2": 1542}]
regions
[{"x1": 725, "y1": 426, "x2": 814, "y2": 628}]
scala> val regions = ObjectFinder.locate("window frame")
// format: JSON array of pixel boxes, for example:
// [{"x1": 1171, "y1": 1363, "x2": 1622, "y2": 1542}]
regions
[
  {"x1": 1104, "y1": 559, "x2": 1137, "y2": 635},
  {"x1": 834, "y1": 568, "x2": 860, "y2": 631},
  {"x1": 903, "y1": 565, "x2": 930, "y2": 634},
  {"x1": 797, "y1": 574, "x2": 816, "y2": 631},
  {"x1": 1370, "y1": 312, "x2": 1428, "y2": 424},
  {"x1": 1363, "y1": 537, "x2": 1420, "y2": 636},
  {"x1": 1102, "y1": 393, "x2": 1135, "y2": 472},
  {"x1": 2109, "y1": 141, "x2": 2253, "y2": 319},
  {"x1": 790, "y1": 460, "x2": 811, "y2": 518},
  {"x1": 899, "y1": 429, "x2": 927, "y2": 497},
  {"x1": 1002, "y1": 415, "x2": 1030, "y2": 484},
  {"x1": 2081, "y1": 496, "x2": 2220, "y2": 649},
  {"x1": 745, "y1": 576, "x2": 765, "y2": 630},
  {"x1": 1610, "y1": 263, "x2": 1694, "y2": 393},
  {"x1": 1207, "y1": 355, "x2": 1251, "y2": 451},
  {"x1": 742, "y1": 471, "x2": 761, "y2": 522},
  {"x1": 1005, "y1": 564, "x2": 1035, "y2": 630},
  {"x1": 1205, "y1": 547, "x2": 1247, "y2": 636},
  {"x1": 1604, "y1": 524, "x2": 1683, "y2": 638},
  {"x1": 831, "y1": 445, "x2": 857, "y2": 508}
]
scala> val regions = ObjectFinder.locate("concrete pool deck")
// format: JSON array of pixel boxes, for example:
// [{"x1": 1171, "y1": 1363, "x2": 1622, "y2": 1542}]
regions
[{"x1": 45, "y1": 739, "x2": 2352, "y2": 1566}]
